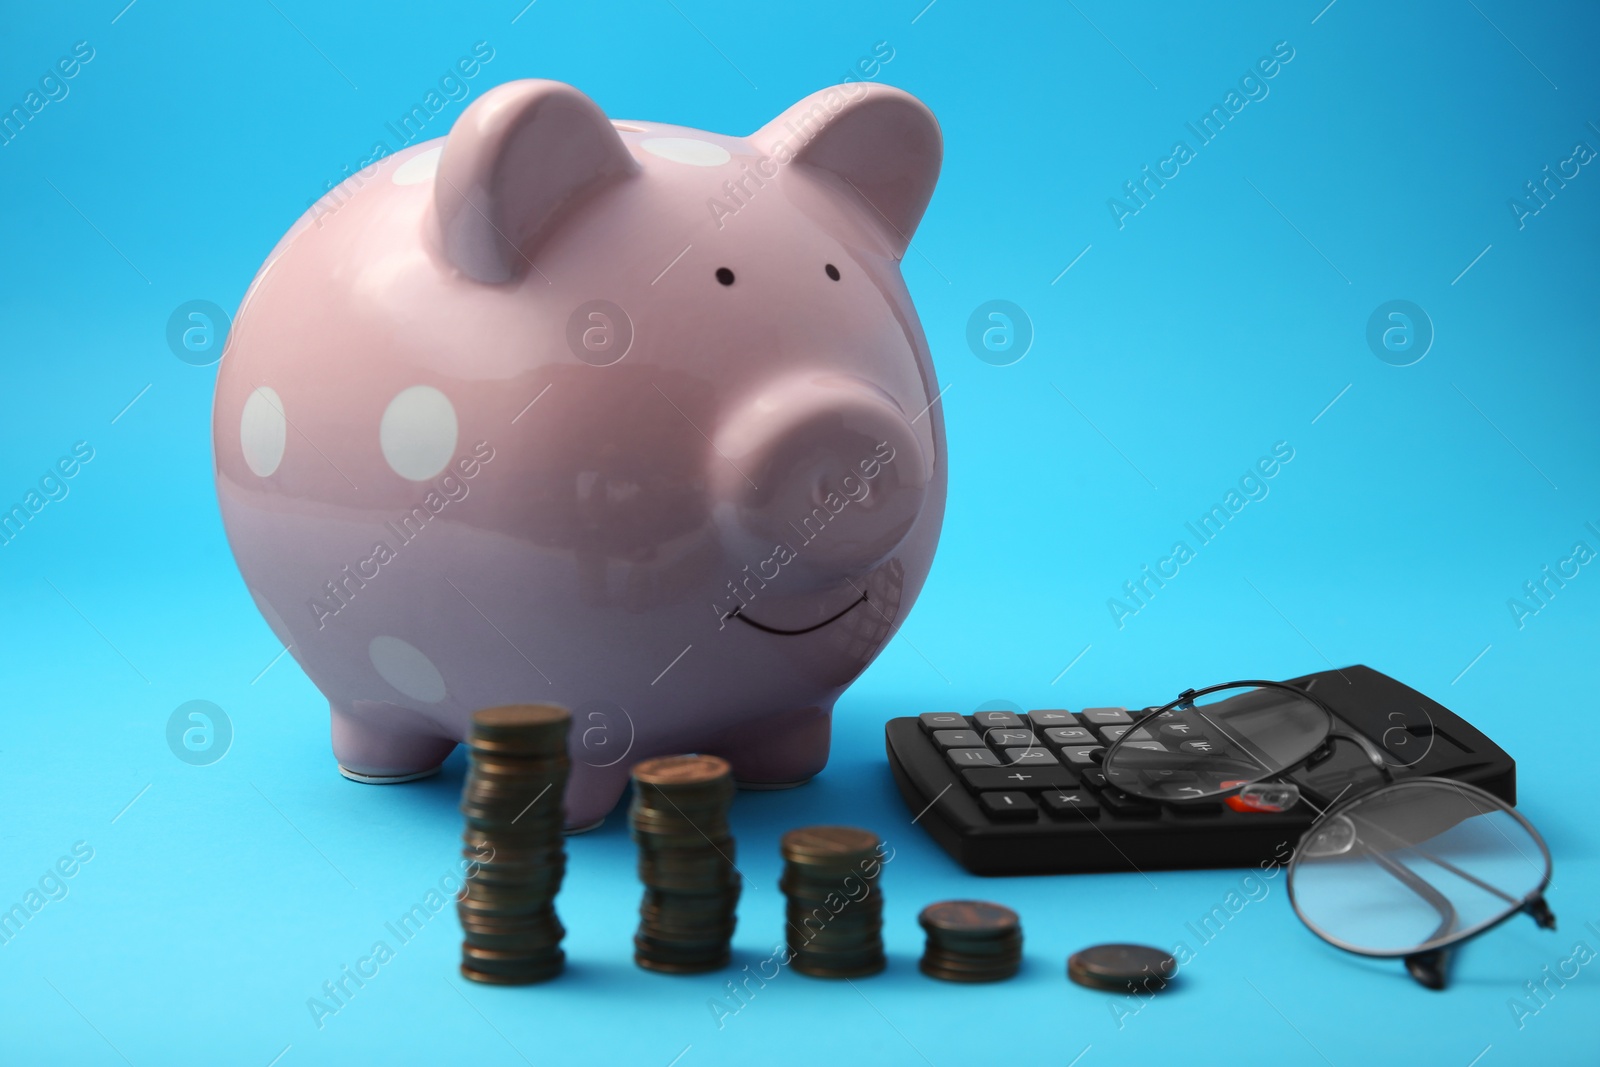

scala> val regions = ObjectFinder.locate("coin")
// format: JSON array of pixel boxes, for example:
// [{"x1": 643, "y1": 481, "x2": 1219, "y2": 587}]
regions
[
  {"x1": 790, "y1": 956, "x2": 887, "y2": 979},
  {"x1": 1066, "y1": 943, "x2": 1177, "y2": 993},
  {"x1": 460, "y1": 962, "x2": 563, "y2": 986},
  {"x1": 780, "y1": 826, "x2": 880, "y2": 862},
  {"x1": 920, "y1": 900, "x2": 1018, "y2": 934},
  {"x1": 633, "y1": 754, "x2": 732, "y2": 787},
  {"x1": 472, "y1": 704, "x2": 571, "y2": 735},
  {"x1": 919, "y1": 956, "x2": 1020, "y2": 982}
]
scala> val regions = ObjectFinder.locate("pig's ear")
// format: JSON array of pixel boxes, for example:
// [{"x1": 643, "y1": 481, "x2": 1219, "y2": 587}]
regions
[
  {"x1": 752, "y1": 84, "x2": 941, "y2": 257},
  {"x1": 432, "y1": 79, "x2": 639, "y2": 283}
]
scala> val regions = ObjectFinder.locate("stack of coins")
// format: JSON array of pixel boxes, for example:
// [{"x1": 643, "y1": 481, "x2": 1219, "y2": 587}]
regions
[
  {"x1": 918, "y1": 900, "x2": 1023, "y2": 982},
  {"x1": 780, "y1": 826, "x2": 885, "y2": 978},
  {"x1": 458, "y1": 705, "x2": 571, "y2": 985},
  {"x1": 630, "y1": 754, "x2": 741, "y2": 974}
]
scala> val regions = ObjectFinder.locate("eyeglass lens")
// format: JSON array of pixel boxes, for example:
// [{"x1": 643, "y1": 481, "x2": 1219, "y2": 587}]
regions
[
  {"x1": 1101, "y1": 684, "x2": 1332, "y2": 801},
  {"x1": 1291, "y1": 780, "x2": 1549, "y2": 956}
]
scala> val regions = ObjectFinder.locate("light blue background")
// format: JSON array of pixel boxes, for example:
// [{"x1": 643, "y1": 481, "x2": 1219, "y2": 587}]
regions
[{"x1": 2, "y1": 1, "x2": 1597, "y2": 1064}]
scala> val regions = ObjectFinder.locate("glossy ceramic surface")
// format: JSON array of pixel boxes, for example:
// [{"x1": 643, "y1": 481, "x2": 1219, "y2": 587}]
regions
[{"x1": 212, "y1": 79, "x2": 947, "y2": 827}]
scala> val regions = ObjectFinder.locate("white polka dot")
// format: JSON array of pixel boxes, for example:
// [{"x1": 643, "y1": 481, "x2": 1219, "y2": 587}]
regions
[
  {"x1": 369, "y1": 635, "x2": 447, "y2": 703},
  {"x1": 380, "y1": 385, "x2": 458, "y2": 481},
  {"x1": 240, "y1": 386, "x2": 287, "y2": 477},
  {"x1": 640, "y1": 137, "x2": 731, "y2": 167},
  {"x1": 393, "y1": 146, "x2": 442, "y2": 186}
]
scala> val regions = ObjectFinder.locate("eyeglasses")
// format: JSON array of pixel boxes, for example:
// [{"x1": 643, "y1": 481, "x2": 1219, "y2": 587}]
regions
[{"x1": 1099, "y1": 680, "x2": 1556, "y2": 989}]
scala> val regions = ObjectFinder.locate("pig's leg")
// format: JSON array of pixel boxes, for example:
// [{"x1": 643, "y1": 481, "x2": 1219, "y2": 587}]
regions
[
  {"x1": 562, "y1": 760, "x2": 634, "y2": 833},
  {"x1": 332, "y1": 700, "x2": 457, "y2": 783},
  {"x1": 710, "y1": 705, "x2": 832, "y2": 789}
]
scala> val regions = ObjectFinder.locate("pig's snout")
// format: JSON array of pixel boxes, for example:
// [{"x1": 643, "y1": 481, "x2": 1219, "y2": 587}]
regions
[{"x1": 712, "y1": 375, "x2": 928, "y2": 589}]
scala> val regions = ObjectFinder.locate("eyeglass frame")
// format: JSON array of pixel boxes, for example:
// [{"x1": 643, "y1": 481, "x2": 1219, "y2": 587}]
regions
[
  {"x1": 1283, "y1": 775, "x2": 1555, "y2": 989},
  {"x1": 1098, "y1": 678, "x2": 1396, "y2": 804},
  {"x1": 1097, "y1": 678, "x2": 1557, "y2": 990}
]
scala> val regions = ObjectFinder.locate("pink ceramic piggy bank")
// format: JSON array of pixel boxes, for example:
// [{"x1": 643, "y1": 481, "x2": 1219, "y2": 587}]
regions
[{"x1": 214, "y1": 79, "x2": 946, "y2": 828}]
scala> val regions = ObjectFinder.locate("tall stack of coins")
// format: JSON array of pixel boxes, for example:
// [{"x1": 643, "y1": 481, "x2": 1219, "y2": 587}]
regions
[
  {"x1": 780, "y1": 826, "x2": 885, "y2": 978},
  {"x1": 630, "y1": 754, "x2": 741, "y2": 974},
  {"x1": 918, "y1": 900, "x2": 1023, "y2": 982},
  {"x1": 458, "y1": 705, "x2": 571, "y2": 985}
]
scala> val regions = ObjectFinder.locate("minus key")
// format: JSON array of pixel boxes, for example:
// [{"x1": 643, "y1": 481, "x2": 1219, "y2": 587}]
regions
[{"x1": 978, "y1": 792, "x2": 1038, "y2": 821}]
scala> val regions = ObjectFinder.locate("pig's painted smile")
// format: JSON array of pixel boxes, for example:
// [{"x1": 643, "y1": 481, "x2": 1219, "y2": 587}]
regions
[{"x1": 725, "y1": 590, "x2": 869, "y2": 635}]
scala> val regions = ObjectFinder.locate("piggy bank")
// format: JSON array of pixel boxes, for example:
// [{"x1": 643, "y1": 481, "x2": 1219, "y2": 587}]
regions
[{"x1": 214, "y1": 78, "x2": 946, "y2": 828}]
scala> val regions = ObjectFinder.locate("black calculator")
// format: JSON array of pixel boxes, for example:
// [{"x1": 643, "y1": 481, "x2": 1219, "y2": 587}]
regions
[{"x1": 885, "y1": 665, "x2": 1516, "y2": 875}]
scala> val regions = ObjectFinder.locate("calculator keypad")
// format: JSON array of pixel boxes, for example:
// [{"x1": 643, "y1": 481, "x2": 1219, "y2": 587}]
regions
[{"x1": 923, "y1": 707, "x2": 1213, "y2": 823}]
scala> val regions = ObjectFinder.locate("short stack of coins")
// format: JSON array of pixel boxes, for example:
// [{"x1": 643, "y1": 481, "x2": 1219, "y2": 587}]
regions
[
  {"x1": 918, "y1": 900, "x2": 1023, "y2": 982},
  {"x1": 458, "y1": 704, "x2": 571, "y2": 985},
  {"x1": 630, "y1": 754, "x2": 741, "y2": 974},
  {"x1": 780, "y1": 826, "x2": 885, "y2": 978}
]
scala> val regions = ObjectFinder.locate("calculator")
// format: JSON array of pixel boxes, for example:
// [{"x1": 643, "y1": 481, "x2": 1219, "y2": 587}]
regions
[{"x1": 885, "y1": 665, "x2": 1516, "y2": 875}]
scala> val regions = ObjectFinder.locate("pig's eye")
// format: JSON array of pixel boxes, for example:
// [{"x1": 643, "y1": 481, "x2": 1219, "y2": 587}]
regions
[
  {"x1": 715, "y1": 267, "x2": 735, "y2": 286},
  {"x1": 824, "y1": 263, "x2": 841, "y2": 281}
]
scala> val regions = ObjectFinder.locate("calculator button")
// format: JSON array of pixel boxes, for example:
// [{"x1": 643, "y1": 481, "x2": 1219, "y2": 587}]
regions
[
  {"x1": 1004, "y1": 747, "x2": 1059, "y2": 766},
  {"x1": 1158, "y1": 721, "x2": 1201, "y2": 740},
  {"x1": 1059, "y1": 746, "x2": 1102, "y2": 766},
  {"x1": 1099, "y1": 725, "x2": 1132, "y2": 743},
  {"x1": 985, "y1": 729, "x2": 1037, "y2": 748},
  {"x1": 1120, "y1": 741, "x2": 1168, "y2": 753},
  {"x1": 1044, "y1": 726, "x2": 1095, "y2": 747},
  {"x1": 946, "y1": 748, "x2": 1001, "y2": 768},
  {"x1": 1178, "y1": 739, "x2": 1221, "y2": 755},
  {"x1": 932, "y1": 729, "x2": 986, "y2": 748},
  {"x1": 961, "y1": 767, "x2": 1078, "y2": 791},
  {"x1": 920, "y1": 713, "x2": 968, "y2": 731},
  {"x1": 1027, "y1": 709, "x2": 1078, "y2": 729},
  {"x1": 1081, "y1": 707, "x2": 1134, "y2": 726},
  {"x1": 971, "y1": 710, "x2": 1025, "y2": 729},
  {"x1": 1098, "y1": 786, "x2": 1162, "y2": 818},
  {"x1": 1078, "y1": 769, "x2": 1109, "y2": 791},
  {"x1": 978, "y1": 792, "x2": 1038, "y2": 821},
  {"x1": 1041, "y1": 790, "x2": 1100, "y2": 819}
]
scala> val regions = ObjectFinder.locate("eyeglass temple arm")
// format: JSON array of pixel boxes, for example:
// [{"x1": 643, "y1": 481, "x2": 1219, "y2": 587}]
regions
[
  {"x1": 1370, "y1": 851, "x2": 1456, "y2": 991},
  {"x1": 1315, "y1": 729, "x2": 1396, "y2": 784},
  {"x1": 1353, "y1": 809, "x2": 1536, "y2": 913},
  {"x1": 1363, "y1": 825, "x2": 1558, "y2": 990}
]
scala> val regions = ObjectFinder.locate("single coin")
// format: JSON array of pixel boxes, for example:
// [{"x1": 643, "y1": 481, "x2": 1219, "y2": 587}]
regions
[
  {"x1": 1067, "y1": 943, "x2": 1176, "y2": 993},
  {"x1": 635, "y1": 951, "x2": 731, "y2": 975},
  {"x1": 472, "y1": 704, "x2": 571, "y2": 734},
  {"x1": 919, "y1": 961, "x2": 1019, "y2": 983},
  {"x1": 780, "y1": 826, "x2": 880, "y2": 860},
  {"x1": 460, "y1": 947, "x2": 565, "y2": 979},
  {"x1": 632, "y1": 754, "x2": 732, "y2": 787},
  {"x1": 461, "y1": 962, "x2": 562, "y2": 985},
  {"x1": 790, "y1": 956, "x2": 887, "y2": 979},
  {"x1": 919, "y1": 900, "x2": 1019, "y2": 935}
]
